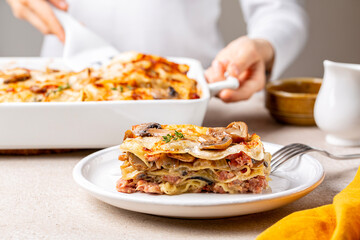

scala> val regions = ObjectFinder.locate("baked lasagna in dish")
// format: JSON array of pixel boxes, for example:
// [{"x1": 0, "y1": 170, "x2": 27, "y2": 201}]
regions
[
  {"x1": 116, "y1": 122, "x2": 271, "y2": 195},
  {"x1": 0, "y1": 52, "x2": 199, "y2": 102}
]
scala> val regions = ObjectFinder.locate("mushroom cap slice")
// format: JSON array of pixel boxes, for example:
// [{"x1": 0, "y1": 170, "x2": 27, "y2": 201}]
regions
[
  {"x1": 132, "y1": 122, "x2": 165, "y2": 137},
  {"x1": 128, "y1": 153, "x2": 148, "y2": 171},
  {"x1": 198, "y1": 128, "x2": 233, "y2": 150},
  {"x1": 225, "y1": 122, "x2": 249, "y2": 142},
  {"x1": 145, "y1": 128, "x2": 172, "y2": 137},
  {"x1": 0, "y1": 68, "x2": 31, "y2": 84}
]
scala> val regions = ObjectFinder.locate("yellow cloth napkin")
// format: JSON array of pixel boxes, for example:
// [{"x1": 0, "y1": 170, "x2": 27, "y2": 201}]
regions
[{"x1": 257, "y1": 166, "x2": 360, "y2": 240}]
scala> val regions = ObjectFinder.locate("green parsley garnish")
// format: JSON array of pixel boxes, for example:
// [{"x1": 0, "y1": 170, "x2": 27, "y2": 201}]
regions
[
  {"x1": 162, "y1": 131, "x2": 184, "y2": 142},
  {"x1": 127, "y1": 85, "x2": 133, "y2": 90},
  {"x1": 162, "y1": 134, "x2": 173, "y2": 143},
  {"x1": 57, "y1": 83, "x2": 70, "y2": 92},
  {"x1": 111, "y1": 86, "x2": 124, "y2": 92},
  {"x1": 174, "y1": 130, "x2": 184, "y2": 140}
]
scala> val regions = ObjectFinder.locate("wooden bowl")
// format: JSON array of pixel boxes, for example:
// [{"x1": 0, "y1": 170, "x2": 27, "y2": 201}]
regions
[{"x1": 265, "y1": 78, "x2": 322, "y2": 126}]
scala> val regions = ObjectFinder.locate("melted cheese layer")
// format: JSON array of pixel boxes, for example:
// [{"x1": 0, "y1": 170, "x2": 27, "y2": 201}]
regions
[
  {"x1": 120, "y1": 133, "x2": 264, "y2": 161},
  {"x1": 0, "y1": 52, "x2": 199, "y2": 102}
]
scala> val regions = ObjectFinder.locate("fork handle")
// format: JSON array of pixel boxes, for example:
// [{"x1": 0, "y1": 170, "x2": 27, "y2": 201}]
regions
[{"x1": 317, "y1": 150, "x2": 360, "y2": 160}]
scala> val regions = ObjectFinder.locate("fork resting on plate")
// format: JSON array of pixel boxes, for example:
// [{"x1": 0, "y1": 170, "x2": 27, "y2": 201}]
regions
[{"x1": 271, "y1": 143, "x2": 360, "y2": 173}]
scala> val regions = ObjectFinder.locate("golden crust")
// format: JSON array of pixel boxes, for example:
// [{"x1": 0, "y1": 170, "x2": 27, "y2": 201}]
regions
[
  {"x1": 0, "y1": 52, "x2": 199, "y2": 102},
  {"x1": 120, "y1": 122, "x2": 264, "y2": 161}
]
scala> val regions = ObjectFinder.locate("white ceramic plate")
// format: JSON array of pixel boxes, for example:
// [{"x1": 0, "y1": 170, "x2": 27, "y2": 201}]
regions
[{"x1": 73, "y1": 142, "x2": 324, "y2": 219}]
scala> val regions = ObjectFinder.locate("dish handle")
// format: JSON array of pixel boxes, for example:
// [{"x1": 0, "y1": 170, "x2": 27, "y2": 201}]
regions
[{"x1": 208, "y1": 74, "x2": 240, "y2": 98}]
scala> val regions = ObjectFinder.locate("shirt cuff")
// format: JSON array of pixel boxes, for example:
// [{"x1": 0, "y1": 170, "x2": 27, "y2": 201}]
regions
[{"x1": 248, "y1": 20, "x2": 308, "y2": 81}]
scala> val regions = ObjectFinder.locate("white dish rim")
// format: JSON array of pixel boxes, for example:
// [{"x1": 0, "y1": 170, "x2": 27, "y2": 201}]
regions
[{"x1": 72, "y1": 143, "x2": 325, "y2": 207}]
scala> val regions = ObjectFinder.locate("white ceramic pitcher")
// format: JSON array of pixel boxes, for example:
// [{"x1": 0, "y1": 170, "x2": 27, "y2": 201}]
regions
[{"x1": 314, "y1": 60, "x2": 360, "y2": 146}]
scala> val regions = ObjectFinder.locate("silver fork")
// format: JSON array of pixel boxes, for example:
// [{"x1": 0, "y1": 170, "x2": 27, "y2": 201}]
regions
[{"x1": 270, "y1": 143, "x2": 360, "y2": 173}]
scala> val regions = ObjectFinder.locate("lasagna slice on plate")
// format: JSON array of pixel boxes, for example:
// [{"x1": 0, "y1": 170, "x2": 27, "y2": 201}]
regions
[{"x1": 116, "y1": 122, "x2": 271, "y2": 195}]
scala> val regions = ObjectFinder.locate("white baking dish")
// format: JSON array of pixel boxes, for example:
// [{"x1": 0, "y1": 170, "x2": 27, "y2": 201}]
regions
[{"x1": 0, "y1": 57, "x2": 238, "y2": 149}]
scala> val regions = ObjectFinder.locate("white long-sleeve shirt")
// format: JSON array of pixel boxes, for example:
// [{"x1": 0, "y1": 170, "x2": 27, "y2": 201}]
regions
[{"x1": 41, "y1": 0, "x2": 308, "y2": 80}]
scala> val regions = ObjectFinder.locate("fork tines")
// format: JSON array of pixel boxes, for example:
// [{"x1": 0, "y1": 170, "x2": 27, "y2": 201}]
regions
[{"x1": 271, "y1": 143, "x2": 312, "y2": 172}]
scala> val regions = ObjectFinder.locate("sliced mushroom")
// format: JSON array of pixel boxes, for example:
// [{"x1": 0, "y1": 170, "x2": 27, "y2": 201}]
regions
[
  {"x1": 155, "y1": 156, "x2": 179, "y2": 169},
  {"x1": 208, "y1": 127, "x2": 227, "y2": 137},
  {"x1": 189, "y1": 176, "x2": 213, "y2": 185},
  {"x1": 134, "y1": 172, "x2": 154, "y2": 181},
  {"x1": 145, "y1": 128, "x2": 173, "y2": 137},
  {"x1": 0, "y1": 69, "x2": 31, "y2": 84},
  {"x1": 251, "y1": 159, "x2": 264, "y2": 167},
  {"x1": 135, "y1": 173, "x2": 147, "y2": 180},
  {"x1": 199, "y1": 128, "x2": 232, "y2": 150},
  {"x1": 128, "y1": 153, "x2": 148, "y2": 171},
  {"x1": 225, "y1": 122, "x2": 249, "y2": 142},
  {"x1": 167, "y1": 153, "x2": 196, "y2": 162},
  {"x1": 263, "y1": 161, "x2": 269, "y2": 168},
  {"x1": 29, "y1": 85, "x2": 47, "y2": 94},
  {"x1": 168, "y1": 86, "x2": 178, "y2": 98},
  {"x1": 132, "y1": 122, "x2": 165, "y2": 137}
]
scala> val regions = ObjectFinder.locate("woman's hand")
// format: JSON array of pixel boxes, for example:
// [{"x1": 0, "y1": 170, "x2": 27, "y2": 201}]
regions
[
  {"x1": 205, "y1": 36, "x2": 274, "y2": 103},
  {"x1": 7, "y1": 0, "x2": 68, "y2": 42}
]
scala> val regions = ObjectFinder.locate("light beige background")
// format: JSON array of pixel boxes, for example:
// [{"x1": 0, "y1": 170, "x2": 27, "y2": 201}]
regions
[{"x1": 0, "y1": 0, "x2": 360, "y2": 78}]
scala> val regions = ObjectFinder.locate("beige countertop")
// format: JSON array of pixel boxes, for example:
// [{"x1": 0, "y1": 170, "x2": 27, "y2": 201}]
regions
[{"x1": 1, "y1": 93, "x2": 360, "y2": 240}]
